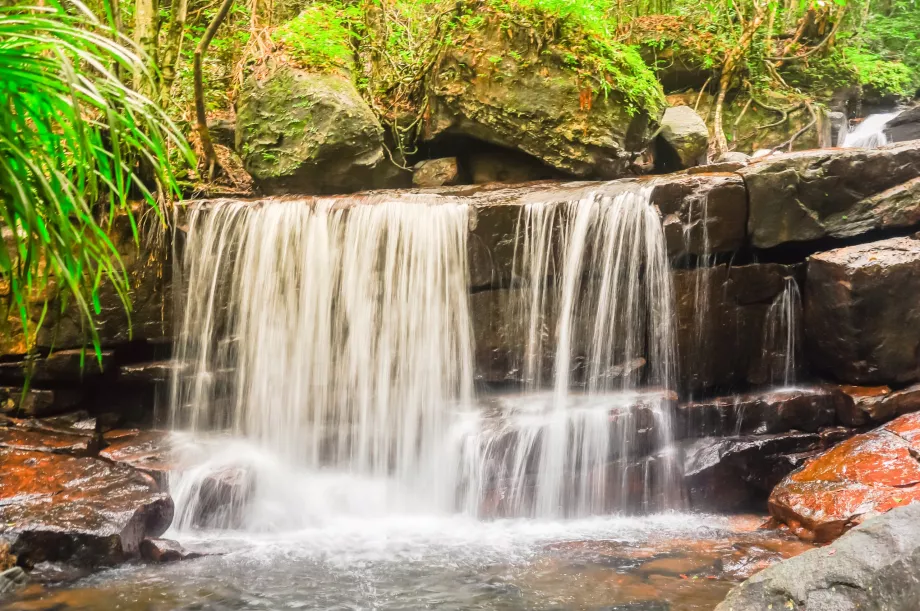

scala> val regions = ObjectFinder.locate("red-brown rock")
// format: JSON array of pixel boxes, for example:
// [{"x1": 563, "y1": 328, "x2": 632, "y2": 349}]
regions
[
  {"x1": 769, "y1": 411, "x2": 920, "y2": 542},
  {"x1": 99, "y1": 430, "x2": 175, "y2": 489},
  {"x1": 0, "y1": 426, "x2": 98, "y2": 456},
  {"x1": 838, "y1": 383, "x2": 920, "y2": 426},
  {"x1": 0, "y1": 448, "x2": 174, "y2": 566},
  {"x1": 139, "y1": 538, "x2": 201, "y2": 563}
]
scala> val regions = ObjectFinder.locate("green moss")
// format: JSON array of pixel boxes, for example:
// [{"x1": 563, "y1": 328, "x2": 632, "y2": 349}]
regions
[{"x1": 271, "y1": 3, "x2": 358, "y2": 73}]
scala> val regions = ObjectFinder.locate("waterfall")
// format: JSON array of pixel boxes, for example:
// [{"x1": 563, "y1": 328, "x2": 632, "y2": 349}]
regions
[
  {"x1": 763, "y1": 277, "x2": 802, "y2": 387},
  {"x1": 471, "y1": 185, "x2": 679, "y2": 517},
  {"x1": 840, "y1": 112, "x2": 901, "y2": 148},
  {"x1": 169, "y1": 197, "x2": 476, "y2": 524}
]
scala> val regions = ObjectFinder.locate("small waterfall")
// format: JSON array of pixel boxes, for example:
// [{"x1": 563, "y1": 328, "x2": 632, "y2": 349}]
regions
[
  {"x1": 169, "y1": 198, "x2": 476, "y2": 524},
  {"x1": 476, "y1": 185, "x2": 679, "y2": 517},
  {"x1": 840, "y1": 112, "x2": 900, "y2": 148},
  {"x1": 763, "y1": 277, "x2": 802, "y2": 387}
]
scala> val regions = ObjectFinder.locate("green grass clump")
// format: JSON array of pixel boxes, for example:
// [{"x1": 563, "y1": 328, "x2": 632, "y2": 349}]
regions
[{"x1": 272, "y1": 3, "x2": 358, "y2": 73}]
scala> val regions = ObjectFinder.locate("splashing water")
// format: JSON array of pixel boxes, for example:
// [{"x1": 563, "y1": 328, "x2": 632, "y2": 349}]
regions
[
  {"x1": 763, "y1": 277, "x2": 802, "y2": 387},
  {"x1": 840, "y1": 112, "x2": 901, "y2": 148}
]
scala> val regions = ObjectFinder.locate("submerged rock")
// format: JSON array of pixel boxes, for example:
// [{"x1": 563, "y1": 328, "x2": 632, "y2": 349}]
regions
[
  {"x1": 0, "y1": 448, "x2": 173, "y2": 566},
  {"x1": 805, "y1": 236, "x2": 920, "y2": 385},
  {"x1": 139, "y1": 538, "x2": 201, "y2": 563},
  {"x1": 190, "y1": 467, "x2": 255, "y2": 529},
  {"x1": 656, "y1": 105, "x2": 709, "y2": 170},
  {"x1": 740, "y1": 141, "x2": 920, "y2": 248},
  {"x1": 769, "y1": 411, "x2": 920, "y2": 543},
  {"x1": 236, "y1": 65, "x2": 407, "y2": 194},
  {"x1": 716, "y1": 503, "x2": 920, "y2": 611}
]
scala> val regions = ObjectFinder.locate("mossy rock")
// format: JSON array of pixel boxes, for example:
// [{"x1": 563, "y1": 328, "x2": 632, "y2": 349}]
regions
[
  {"x1": 425, "y1": 20, "x2": 665, "y2": 179},
  {"x1": 236, "y1": 64, "x2": 408, "y2": 194}
]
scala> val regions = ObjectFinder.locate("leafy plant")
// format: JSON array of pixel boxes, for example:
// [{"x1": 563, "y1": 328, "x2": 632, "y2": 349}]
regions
[
  {"x1": 271, "y1": 3, "x2": 358, "y2": 72},
  {"x1": 0, "y1": 1, "x2": 193, "y2": 357}
]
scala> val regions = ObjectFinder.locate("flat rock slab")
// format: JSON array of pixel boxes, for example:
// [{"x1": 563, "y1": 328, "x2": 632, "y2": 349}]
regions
[
  {"x1": 838, "y1": 383, "x2": 920, "y2": 426},
  {"x1": 716, "y1": 502, "x2": 920, "y2": 611},
  {"x1": 805, "y1": 236, "x2": 920, "y2": 385},
  {"x1": 769, "y1": 411, "x2": 920, "y2": 542},
  {"x1": 677, "y1": 386, "x2": 849, "y2": 438},
  {"x1": 100, "y1": 430, "x2": 175, "y2": 489},
  {"x1": 0, "y1": 448, "x2": 173, "y2": 566},
  {"x1": 740, "y1": 140, "x2": 920, "y2": 248},
  {"x1": 0, "y1": 427, "x2": 98, "y2": 456}
]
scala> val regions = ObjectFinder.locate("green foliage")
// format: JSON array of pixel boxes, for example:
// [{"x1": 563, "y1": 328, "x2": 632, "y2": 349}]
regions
[
  {"x1": 272, "y1": 3, "x2": 358, "y2": 72},
  {"x1": 842, "y1": 48, "x2": 914, "y2": 96},
  {"x1": 0, "y1": 1, "x2": 193, "y2": 356}
]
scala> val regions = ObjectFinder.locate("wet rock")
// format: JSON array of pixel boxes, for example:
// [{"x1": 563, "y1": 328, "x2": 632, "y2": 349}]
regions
[
  {"x1": 412, "y1": 158, "x2": 460, "y2": 188},
  {"x1": 139, "y1": 538, "x2": 201, "y2": 563},
  {"x1": 827, "y1": 110, "x2": 847, "y2": 145},
  {"x1": 838, "y1": 383, "x2": 920, "y2": 426},
  {"x1": 0, "y1": 387, "x2": 80, "y2": 418},
  {"x1": 99, "y1": 430, "x2": 174, "y2": 489},
  {"x1": 0, "y1": 427, "x2": 98, "y2": 456},
  {"x1": 677, "y1": 387, "x2": 847, "y2": 439},
  {"x1": 886, "y1": 107, "x2": 920, "y2": 143},
  {"x1": 656, "y1": 105, "x2": 709, "y2": 170},
  {"x1": 117, "y1": 360, "x2": 182, "y2": 386},
  {"x1": 236, "y1": 65, "x2": 407, "y2": 195},
  {"x1": 673, "y1": 263, "x2": 800, "y2": 395},
  {"x1": 649, "y1": 173, "x2": 747, "y2": 259},
  {"x1": 468, "y1": 150, "x2": 561, "y2": 184},
  {"x1": 0, "y1": 448, "x2": 173, "y2": 566},
  {"x1": 0, "y1": 349, "x2": 113, "y2": 385},
  {"x1": 682, "y1": 429, "x2": 856, "y2": 512},
  {"x1": 191, "y1": 467, "x2": 255, "y2": 529},
  {"x1": 425, "y1": 22, "x2": 663, "y2": 179},
  {"x1": 805, "y1": 236, "x2": 920, "y2": 385},
  {"x1": 716, "y1": 503, "x2": 920, "y2": 611},
  {"x1": 769, "y1": 411, "x2": 920, "y2": 542},
  {"x1": 0, "y1": 567, "x2": 28, "y2": 595},
  {"x1": 822, "y1": 176, "x2": 920, "y2": 238},
  {"x1": 687, "y1": 161, "x2": 746, "y2": 174},
  {"x1": 740, "y1": 141, "x2": 920, "y2": 248}
]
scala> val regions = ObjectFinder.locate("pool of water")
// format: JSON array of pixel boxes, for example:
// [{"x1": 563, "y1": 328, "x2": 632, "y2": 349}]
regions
[{"x1": 5, "y1": 513, "x2": 812, "y2": 611}]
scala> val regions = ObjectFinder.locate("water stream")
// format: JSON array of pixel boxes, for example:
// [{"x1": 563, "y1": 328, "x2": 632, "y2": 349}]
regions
[{"x1": 840, "y1": 111, "x2": 901, "y2": 148}]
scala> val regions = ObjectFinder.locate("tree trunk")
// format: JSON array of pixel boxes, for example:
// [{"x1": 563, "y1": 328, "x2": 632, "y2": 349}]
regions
[
  {"x1": 194, "y1": 0, "x2": 236, "y2": 180},
  {"x1": 159, "y1": 0, "x2": 189, "y2": 104},
  {"x1": 133, "y1": 0, "x2": 160, "y2": 96}
]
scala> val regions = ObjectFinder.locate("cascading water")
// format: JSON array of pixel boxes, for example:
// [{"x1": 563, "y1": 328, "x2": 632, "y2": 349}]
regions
[
  {"x1": 763, "y1": 276, "x2": 802, "y2": 387},
  {"x1": 169, "y1": 197, "x2": 476, "y2": 525},
  {"x1": 840, "y1": 111, "x2": 901, "y2": 148},
  {"x1": 472, "y1": 185, "x2": 680, "y2": 517}
]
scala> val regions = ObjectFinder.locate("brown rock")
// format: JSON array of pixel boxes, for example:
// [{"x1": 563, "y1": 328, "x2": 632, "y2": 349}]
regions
[
  {"x1": 99, "y1": 430, "x2": 175, "y2": 489},
  {"x1": 740, "y1": 141, "x2": 920, "y2": 248},
  {"x1": 838, "y1": 383, "x2": 920, "y2": 426},
  {"x1": 0, "y1": 448, "x2": 173, "y2": 566},
  {"x1": 805, "y1": 236, "x2": 920, "y2": 385},
  {"x1": 769, "y1": 411, "x2": 920, "y2": 542},
  {"x1": 0, "y1": 427, "x2": 98, "y2": 456},
  {"x1": 139, "y1": 538, "x2": 201, "y2": 563},
  {"x1": 649, "y1": 173, "x2": 747, "y2": 258},
  {"x1": 0, "y1": 387, "x2": 80, "y2": 418},
  {"x1": 412, "y1": 158, "x2": 460, "y2": 188},
  {"x1": 677, "y1": 387, "x2": 848, "y2": 438},
  {"x1": 0, "y1": 350, "x2": 113, "y2": 385},
  {"x1": 191, "y1": 467, "x2": 255, "y2": 529}
]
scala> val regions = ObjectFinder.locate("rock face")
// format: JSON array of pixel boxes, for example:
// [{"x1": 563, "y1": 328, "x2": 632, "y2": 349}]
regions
[
  {"x1": 740, "y1": 141, "x2": 920, "y2": 248},
  {"x1": 716, "y1": 503, "x2": 920, "y2": 611},
  {"x1": 674, "y1": 263, "x2": 800, "y2": 395},
  {"x1": 425, "y1": 22, "x2": 664, "y2": 179},
  {"x1": 838, "y1": 383, "x2": 920, "y2": 426},
  {"x1": 769, "y1": 412, "x2": 920, "y2": 542},
  {"x1": 805, "y1": 236, "x2": 920, "y2": 385},
  {"x1": 886, "y1": 106, "x2": 920, "y2": 143},
  {"x1": 236, "y1": 65, "x2": 406, "y2": 194},
  {"x1": 0, "y1": 448, "x2": 173, "y2": 566},
  {"x1": 655, "y1": 105, "x2": 709, "y2": 170}
]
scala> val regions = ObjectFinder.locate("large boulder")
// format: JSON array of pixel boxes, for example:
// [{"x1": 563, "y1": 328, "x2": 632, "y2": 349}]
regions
[
  {"x1": 716, "y1": 503, "x2": 920, "y2": 611},
  {"x1": 0, "y1": 448, "x2": 173, "y2": 566},
  {"x1": 655, "y1": 105, "x2": 709, "y2": 170},
  {"x1": 805, "y1": 236, "x2": 920, "y2": 385},
  {"x1": 425, "y1": 21, "x2": 665, "y2": 179},
  {"x1": 769, "y1": 411, "x2": 920, "y2": 543},
  {"x1": 236, "y1": 65, "x2": 407, "y2": 194},
  {"x1": 886, "y1": 106, "x2": 920, "y2": 143},
  {"x1": 739, "y1": 141, "x2": 920, "y2": 248}
]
